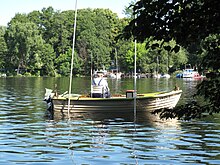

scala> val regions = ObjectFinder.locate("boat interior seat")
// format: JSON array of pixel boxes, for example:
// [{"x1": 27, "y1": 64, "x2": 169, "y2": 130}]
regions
[{"x1": 91, "y1": 85, "x2": 105, "y2": 98}]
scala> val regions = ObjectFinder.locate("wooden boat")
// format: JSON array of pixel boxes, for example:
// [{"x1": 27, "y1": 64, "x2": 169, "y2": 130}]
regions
[{"x1": 45, "y1": 89, "x2": 182, "y2": 113}]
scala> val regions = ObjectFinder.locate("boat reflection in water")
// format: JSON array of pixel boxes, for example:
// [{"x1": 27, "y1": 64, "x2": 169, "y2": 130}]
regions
[
  {"x1": 47, "y1": 109, "x2": 180, "y2": 129},
  {"x1": 45, "y1": 109, "x2": 180, "y2": 162}
]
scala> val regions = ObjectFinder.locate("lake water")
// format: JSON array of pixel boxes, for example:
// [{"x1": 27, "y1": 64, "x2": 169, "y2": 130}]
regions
[{"x1": 0, "y1": 77, "x2": 220, "y2": 165}]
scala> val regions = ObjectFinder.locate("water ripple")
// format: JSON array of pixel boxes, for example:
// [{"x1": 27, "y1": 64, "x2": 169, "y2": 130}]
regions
[{"x1": 0, "y1": 78, "x2": 220, "y2": 164}]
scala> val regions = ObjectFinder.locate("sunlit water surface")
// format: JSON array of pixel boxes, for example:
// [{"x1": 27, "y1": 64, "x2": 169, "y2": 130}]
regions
[{"x1": 0, "y1": 77, "x2": 219, "y2": 165}]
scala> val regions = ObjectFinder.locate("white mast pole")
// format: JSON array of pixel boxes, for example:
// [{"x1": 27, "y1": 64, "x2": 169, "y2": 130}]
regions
[
  {"x1": 67, "y1": 0, "x2": 78, "y2": 116},
  {"x1": 134, "y1": 0, "x2": 137, "y2": 119},
  {"x1": 115, "y1": 48, "x2": 118, "y2": 77},
  {"x1": 90, "y1": 53, "x2": 93, "y2": 97},
  {"x1": 134, "y1": 38, "x2": 137, "y2": 118}
]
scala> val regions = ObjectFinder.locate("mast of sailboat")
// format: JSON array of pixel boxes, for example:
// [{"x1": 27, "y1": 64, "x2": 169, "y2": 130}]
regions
[
  {"x1": 134, "y1": 0, "x2": 137, "y2": 120},
  {"x1": 67, "y1": 0, "x2": 78, "y2": 116},
  {"x1": 156, "y1": 56, "x2": 159, "y2": 76},
  {"x1": 115, "y1": 48, "x2": 118, "y2": 78},
  {"x1": 90, "y1": 52, "x2": 93, "y2": 97},
  {"x1": 134, "y1": 37, "x2": 137, "y2": 116}
]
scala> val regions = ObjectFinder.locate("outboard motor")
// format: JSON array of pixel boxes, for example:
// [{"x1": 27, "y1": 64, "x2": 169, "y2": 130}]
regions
[
  {"x1": 44, "y1": 88, "x2": 54, "y2": 111},
  {"x1": 44, "y1": 88, "x2": 53, "y2": 102}
]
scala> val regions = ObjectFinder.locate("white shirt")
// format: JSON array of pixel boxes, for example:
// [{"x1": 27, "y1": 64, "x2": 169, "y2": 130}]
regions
[{"x1": 92, "y1": 77, "x2": 109, "y2": 92}]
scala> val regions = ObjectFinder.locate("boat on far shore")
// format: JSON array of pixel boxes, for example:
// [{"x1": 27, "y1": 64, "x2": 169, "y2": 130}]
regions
[
  {"x1": 182, "y1": 68, "x2": 201, "y2": 78},
  {"x1": 161, "y1": 73, "x2": 171, "y2": 78},
  {"x1": 176, "y1": 68, "x2": 203, "y2": 79}
]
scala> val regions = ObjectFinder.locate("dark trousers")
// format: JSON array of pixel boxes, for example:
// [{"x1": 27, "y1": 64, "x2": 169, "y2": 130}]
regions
[{"x1": 92, "y1": 92, "x2": 110, "y2": 98}]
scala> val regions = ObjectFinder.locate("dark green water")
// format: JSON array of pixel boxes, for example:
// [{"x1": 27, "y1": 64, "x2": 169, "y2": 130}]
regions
[{"x1": 0, "y1": 77, "x2": 219, "y2": 164}]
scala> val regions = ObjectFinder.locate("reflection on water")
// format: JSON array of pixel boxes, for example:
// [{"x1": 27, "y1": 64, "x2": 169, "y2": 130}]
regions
[{"x1": 0, "y1": 77, "x2": 219, "y2": 164}]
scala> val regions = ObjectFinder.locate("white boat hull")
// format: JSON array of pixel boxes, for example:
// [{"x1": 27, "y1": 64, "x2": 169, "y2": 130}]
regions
[{"x1": 49, "y1": 90, "x2": 182, "y2": 113}]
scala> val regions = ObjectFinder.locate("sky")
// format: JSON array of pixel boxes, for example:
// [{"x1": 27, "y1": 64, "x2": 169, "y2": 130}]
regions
[{"x1": 0, "y1": 0, "x2": 132, "y2": 26}]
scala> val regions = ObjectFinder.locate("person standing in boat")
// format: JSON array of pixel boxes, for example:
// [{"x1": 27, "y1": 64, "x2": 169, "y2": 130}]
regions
[{"x1": 92, "y1": 71, "x2": 110, "y2": 98}]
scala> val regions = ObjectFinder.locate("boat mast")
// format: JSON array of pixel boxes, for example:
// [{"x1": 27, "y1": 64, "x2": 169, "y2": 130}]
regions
[
  {"x1": 67, "y1": 0, "x2": 78, "y2": 115},
  {"x1": 134, "y1": 38, "x2": 137, "y2": 116},
  {"x1": 90, "y1": 52, "x2": 93, "y2": 97},
  {"x1": 115, "y1": 48, "x2": 119, "y2": 78},
  {"x1": 134, "y1": 0, "x2": 137, "y2": 120}
]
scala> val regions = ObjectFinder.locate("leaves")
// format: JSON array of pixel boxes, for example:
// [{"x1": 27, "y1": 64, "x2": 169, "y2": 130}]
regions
[
  {"x1": 1, "y1": 7, "x2": 123, "y2": 76},
  {"x1": 5, "y1": 18, "x2": 44, "y2": 74},
  {"x1": 123, "y1": 0, "x2": 220, "y2": 120},
  {"x1": 125, "y1": 0, "x2": 219, "y2": 48},
  {"x1": 200, "y1": 34, "x2": 220, "y2": 71},
  {"x1": 0, "y1": 27, "x2": 8, "y2": 68}
]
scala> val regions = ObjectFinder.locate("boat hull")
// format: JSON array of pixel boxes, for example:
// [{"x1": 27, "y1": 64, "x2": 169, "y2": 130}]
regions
[
  {"x1": 182, "y1": 69, "x2": 201, "y2": 79},
  {"x1": 50, "y1": 90, "x2": 182, "y2": 113}
]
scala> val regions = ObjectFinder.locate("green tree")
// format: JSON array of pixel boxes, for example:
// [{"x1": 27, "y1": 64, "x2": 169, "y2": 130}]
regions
[
  {"x1": 5, "y1": 13, "x2": 55, "y2": 76},
  {"x1": 28, "y1": 8, "x2": 75, "y2": 76},
  {"x1": 28, "y1": 7, "x2": 122, "y2": 76},
  {"x1": 115, "y1": 38, "x2": 133, "y2": 72},
  {"x1": 0, "y1": 26, "x2": 7, "y2": 70},
  {"x1": 55, "y1": 48, "x2": 83, "y2": 76},
  {"x1": 27, "y1": 10, "x2": 42, "y2": 29},
  {"x1": 45, "y1": 10, "x2": 74, "y2": 56},
  {"x1": 39, "y1": 7, "x2": 58, "y2": 44},
  {"x1": 40, "y1": 43, "x2": 56, "y2": 76},
  {"x1": 195, "y1": 34, "x2": 220, "y2": 115},
  {"x1": 76, "y1": 8, "x2": 120, "y2": 74},
  {"x1": 116, "y1": 37, "x2": 188, "y2": 74},
  {"x1": 146, "y1": 39, "x2": 188, "y2": 73},
  {"x1": 123, "y1": 41, "x2": 149, "y2": 72},
  {"x1": 124, "y1": 0, "x2": 219, "y2": 46},
  {"x1": 123, "y1": 0, "x2": 136, "y2": 19},
  {"x1": 124, "y1": 0, "x2": 220, "y2": 119}
]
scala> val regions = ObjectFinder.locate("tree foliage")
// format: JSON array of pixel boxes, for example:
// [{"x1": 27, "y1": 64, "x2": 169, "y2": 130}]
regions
[
  {"x1": 0, "y1": 27, "x2": 7, "y2": 69},
  {"x1": 0, "y1": 6, "x2": 189, "y2": 77},
  {"x1": 124, "y1": 0, "x2": 219, "y2": 46},
  {"x1": 5, "y1": 15, "x2": 43, "y2": 74},
  {"x1": 116, "y1": 37, "x2": 188, "y2": 73},
  {"x1": 125, "y1": 0, "x2": 220, "y2": 119}
]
